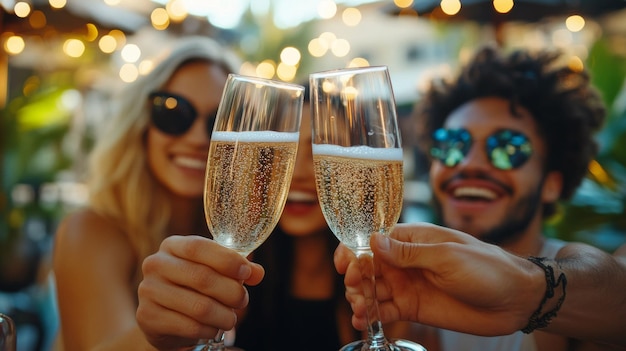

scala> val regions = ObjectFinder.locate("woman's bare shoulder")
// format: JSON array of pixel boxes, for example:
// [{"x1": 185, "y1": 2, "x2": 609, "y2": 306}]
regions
[
  {"x1": 53, "y1": 208, "x2": 134, "y2": 270},
  {"x1": 53, "y1": 211, "x2": 141, "y2": 350},
  {"x1": 57, "y1": 208, "x2": 122, "y2": 233}
]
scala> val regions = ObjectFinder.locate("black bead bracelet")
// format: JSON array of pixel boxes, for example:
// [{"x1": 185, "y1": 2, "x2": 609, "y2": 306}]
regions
[{"x1": 521, "y1": 256, "x2": 568, "y2": 334}]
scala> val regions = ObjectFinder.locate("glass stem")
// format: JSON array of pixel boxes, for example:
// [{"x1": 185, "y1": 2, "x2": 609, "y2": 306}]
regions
[
  {"x1": 200, "y1": 329, "x2": 225, "y2": 351},
  {"x1": 356, "y1": 251, "x2": 393, "y2": 350}
]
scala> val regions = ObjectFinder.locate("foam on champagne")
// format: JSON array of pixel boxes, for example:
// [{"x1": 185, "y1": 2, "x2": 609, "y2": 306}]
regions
[
  {"x1": 312, "y1": 144, "x2": 403, "y2": 254},
  {"x1": 205, "y1": 132, "x2": 298, "y2": 256},
  {"x1": 212, "y1": 130, "x2": 299, "y2": 143},
  {"x1": 312, "y1": 144, "x2": 403, "y2": 160}
]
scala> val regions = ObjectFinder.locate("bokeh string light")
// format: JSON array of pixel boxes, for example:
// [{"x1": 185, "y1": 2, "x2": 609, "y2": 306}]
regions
[{"x1": 0, "y1": 0, "x2": 618, "y2": 86}]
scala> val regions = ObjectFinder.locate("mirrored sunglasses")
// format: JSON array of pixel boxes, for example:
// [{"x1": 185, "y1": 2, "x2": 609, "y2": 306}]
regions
[
  {"x1": 149, "y1": 91, "x2": 217, "y2": 137},
  {"x1": 430, "y1": 128, "x2": 533, "y2": 170}
]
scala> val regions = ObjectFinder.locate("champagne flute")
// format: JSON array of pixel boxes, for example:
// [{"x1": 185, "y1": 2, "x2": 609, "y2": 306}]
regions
[
  {"x1": 310, "y1": 66, "x2": 426, "y2": 351},
  {"x1": 202, "y1": 74, "x2": 304, "y2": 350}
]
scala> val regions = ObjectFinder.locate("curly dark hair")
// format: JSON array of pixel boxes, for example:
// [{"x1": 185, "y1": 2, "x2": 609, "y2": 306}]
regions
[{"x1": 414, "y1": 46, "x2": 606, "y2": 218}]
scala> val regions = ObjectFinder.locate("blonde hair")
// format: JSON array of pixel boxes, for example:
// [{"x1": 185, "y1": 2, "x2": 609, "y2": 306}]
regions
[{"x1": 86, "y1": 36, "x2": 240, "y2": 263}]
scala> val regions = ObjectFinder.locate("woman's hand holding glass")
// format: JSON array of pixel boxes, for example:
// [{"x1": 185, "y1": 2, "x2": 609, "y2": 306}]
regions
[{"x1": 137, "y1": 236, "x2": 265, "y2": 350}]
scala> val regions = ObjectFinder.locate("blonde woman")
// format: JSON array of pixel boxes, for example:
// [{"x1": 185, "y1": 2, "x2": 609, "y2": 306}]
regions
[
  {"x1": 53, "y1": 36, "x2": 263, "y2": 351},
  {"x1": 135, "y1": 89, "x2": 363, "y2": 351}
]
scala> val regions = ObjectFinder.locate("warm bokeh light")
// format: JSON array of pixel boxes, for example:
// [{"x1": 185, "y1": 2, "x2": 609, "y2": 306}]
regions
[
  {"x1": 280, "y1": 46, "x2": 301, "y2": 66},
  {"x1": 256, "y1": 60, "x2": 276, "y2": 79},
  {"x1": 240, "y1": 62, "x2": 257, "y2": 77},
  {"x1": 163, "y1": 96, "x2": 178, "y2": 109},
  {"x1": 493, "y1": 0, "x2": 514, "y2": 13},
  {"x1": 331, "y1": 38, "x2": 350, "y2": 57},
  {"x1": 566, "y1": 15, "x2": 585, "y2": 32},
  {"x1": 394, "y1": 0, "x2": 414, "y2": 8},
  {"x1": 308, "y1": 38, "x2": 328, "y2": 57},
  {"x1": 104, "y1": 0, "x2": 121, "y2": 5},
  {"x1": 49, "y1": 0, "x2": 67, "y2": 9},
  {"x1": 151, "y1": 8, "x2": 170, "y2": 30},
  {"x1": 319, "y1": 31, "x2": 337, "y2": 47},
  {"x1": 119, "y1": 63, "x2": 139, "y2": 83},
  {"x1": 568, "y1": 56, "x2": 584, "y2": 72},
  {"x1": 138, "y1": 60, "x2": 155, "y2": 75},
  {"x1": 348, "y1": 57, "x2": 370, "y2": 68},
  {"x1": 5, "y1": 36, "x2": 26, "y2": 55},
  {"x1": 86, "y1": 23, "x2": 99, "y2": 41},
  {"x1": 121, "y1": 44, "x2": 141, "y2": 63},
  {"x1": 29, "y1": 10, "x2": 47, "y2": 29},
  {"x1": 63, "y1": 39, "x2": 85, "y2": 58},
  {"x1": 109, "y1": 29, "x2": 126, "y2": 48},
  {"x1": 14, "y1": 2, "x2": 31, "y2": 18},
  {"x1": 167, "y1": 0, "x2": 188, "y2": 22},
  {"x1": 98, "y1": 35, "x2": 117, "y2": 53},
  {"x1": 342, "y1": 8, "x2": 361, "y2": 26},
  {"x1": 440, "y1": 0, "x2": 461, "y2": 15},
  {"x1": 276, "y1": 62, "x2": 297, "y2": 82},
  {"x1": 318, "y1": 0, "x2": 337, "y2": 19},
  {"x1": 321, "y1": 81, "x2": 335, "y2": 94}
]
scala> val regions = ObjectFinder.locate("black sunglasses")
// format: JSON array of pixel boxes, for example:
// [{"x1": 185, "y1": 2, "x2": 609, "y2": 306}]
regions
[
  {"x1": 430, "y1": 128, "x2": 533, "y2": 170},
  {"x1": 148, "y1": 91, "x2": 217, "y2": 137}
]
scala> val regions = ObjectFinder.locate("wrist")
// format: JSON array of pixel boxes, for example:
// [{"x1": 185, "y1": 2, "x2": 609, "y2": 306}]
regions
[
  {"x1": 521, "y1": 257, "x2": 568, "y2": 333},
  {"x1": 521, "y1": 256, "x2": 547, "y2": 325}
]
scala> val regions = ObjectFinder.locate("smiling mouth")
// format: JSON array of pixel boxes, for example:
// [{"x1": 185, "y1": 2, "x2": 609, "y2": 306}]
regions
[
  {"x1": 452, "y1": 186, "x2": 497, "y2": 201},
  {"x1": 174, "y1": 156, "x2": 206, "y2": 170},
  {"x1": 287, "y1": 190, "x2": 317, "y2": 204}
]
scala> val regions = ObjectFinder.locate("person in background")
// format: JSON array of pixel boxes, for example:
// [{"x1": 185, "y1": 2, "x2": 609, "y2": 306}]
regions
[
  {"x1": 52, "y1": 36, "x2": 264, "y2": 351},
  {"x1": 135, "y1": 86, "x2": 362, "y2": 351},
  {"x1": 335, "y1": 46, "x2": 626, "y2": 351}
]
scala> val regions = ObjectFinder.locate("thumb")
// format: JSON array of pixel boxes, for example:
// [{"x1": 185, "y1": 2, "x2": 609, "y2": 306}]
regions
[{"x1": 371, "y1": 233, "x2": 423, "y2": 269}]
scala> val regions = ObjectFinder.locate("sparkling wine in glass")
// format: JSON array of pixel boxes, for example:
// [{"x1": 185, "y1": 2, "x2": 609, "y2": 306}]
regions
[
  {"x1": 202, "y1": 74, "x2": 304, "y2": 350},
  {"x1": 310, "y1": 66, "x2": 426, "y2": 351}
]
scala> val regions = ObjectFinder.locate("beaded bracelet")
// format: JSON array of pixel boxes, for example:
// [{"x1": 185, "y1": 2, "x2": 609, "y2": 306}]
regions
[{"x1": 521, "y1": 256, "x2": 568, "y2": 334}]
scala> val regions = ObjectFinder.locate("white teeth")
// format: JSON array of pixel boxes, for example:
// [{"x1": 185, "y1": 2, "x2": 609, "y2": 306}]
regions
[
  {"x1": 174, "y1": 156, "x2": 206, "y2": 170},
  {"x1": 288, "y1": 190, "x2": 317, "y2": 202},
  {"x1": 453, "y1": 187, "x2": 497, "y2": 200}
]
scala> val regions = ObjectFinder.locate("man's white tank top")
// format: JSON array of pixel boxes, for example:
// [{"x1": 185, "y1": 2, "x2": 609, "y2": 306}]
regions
[{"x1": 439, "y1": 238, "x2": 567, "y2": 351}]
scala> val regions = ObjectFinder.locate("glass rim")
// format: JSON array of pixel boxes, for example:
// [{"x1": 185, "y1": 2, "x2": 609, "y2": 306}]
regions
[
  {"x1": 227, "y1": 73, "x2": 305, "y2": 92},
  {"x1": 309, "y1": 65, "x2": 389, "y2": 79}
]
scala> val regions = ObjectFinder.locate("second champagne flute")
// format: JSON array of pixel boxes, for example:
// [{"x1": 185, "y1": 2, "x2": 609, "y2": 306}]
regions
[
  {"x1": 310, "y1": 66, "x2": 426, "y2": 351},
  {"x1": 202, "y1": 74, "x2": 304, "y2": 350}
]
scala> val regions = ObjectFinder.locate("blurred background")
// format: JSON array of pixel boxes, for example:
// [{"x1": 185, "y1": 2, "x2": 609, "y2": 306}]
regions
[{"x1": 1, "y1": 0, "x2": 626, "y2": 350}]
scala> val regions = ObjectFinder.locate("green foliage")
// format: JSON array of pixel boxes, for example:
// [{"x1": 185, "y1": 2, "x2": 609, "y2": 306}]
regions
[
  {"x1": 588, "y1": 38, "x2": 626, "y2": 110},
  {"x1": 546, "y1": 38, "x2": 626, "y2": 252},
  {"x1": 0, "y1": 85, "x2": 73, "y2": 238}
]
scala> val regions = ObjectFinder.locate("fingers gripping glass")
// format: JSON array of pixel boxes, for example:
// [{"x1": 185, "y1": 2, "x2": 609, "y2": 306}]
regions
[
  {"x1": 431, "y1": 128, "x2": 533, "y2": 170},
  {"x1": 201, "y1": 74, "x2": 303, "y2": 351},
  {"x1": 149, "y1": 92, "x2": 217, "y2": 136},
  {"x1": 310, "y1": 66, "x2": 425, "y2": 351}
]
